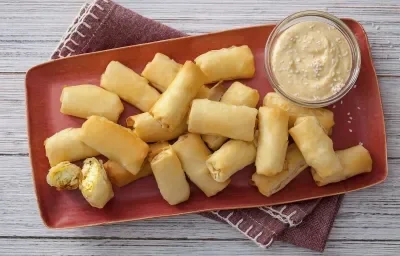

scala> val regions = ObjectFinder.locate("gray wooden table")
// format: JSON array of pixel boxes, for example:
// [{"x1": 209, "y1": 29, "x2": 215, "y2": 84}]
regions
[{"x1": 1, "y1": 0, "x2": 399, "y2": 255}]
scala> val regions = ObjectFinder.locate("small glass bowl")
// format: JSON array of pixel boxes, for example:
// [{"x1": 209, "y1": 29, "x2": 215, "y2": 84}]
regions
[{"x1": 264, "y1": 10, "x2": 361, "y2": 108}]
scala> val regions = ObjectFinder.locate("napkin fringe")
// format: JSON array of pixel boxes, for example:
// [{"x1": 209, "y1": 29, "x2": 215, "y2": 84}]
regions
[
  {"x1": 211, "y1": 211, "x2": 274, "y2": 248},
  {"x1": 259, "y1": 206, "x2": 300, "y2": 227},
  {"x1": 52, "y1": 0, "x2": 110, "y2": 59}
]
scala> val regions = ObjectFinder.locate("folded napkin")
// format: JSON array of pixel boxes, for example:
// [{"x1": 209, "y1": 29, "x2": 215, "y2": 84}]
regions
[{"x1": 51, "y1": 0, "x2": 343, "y2": 251}]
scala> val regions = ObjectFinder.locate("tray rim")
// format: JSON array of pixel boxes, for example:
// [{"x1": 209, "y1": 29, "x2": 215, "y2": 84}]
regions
[{"x1": 25, "y1": 18, "x2": 388, "y2": 229}]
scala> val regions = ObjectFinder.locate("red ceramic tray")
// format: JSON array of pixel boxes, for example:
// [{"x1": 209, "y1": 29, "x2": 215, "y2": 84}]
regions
[{"x1": 26, "y1": 19, "x2": 387, "y2": 228}]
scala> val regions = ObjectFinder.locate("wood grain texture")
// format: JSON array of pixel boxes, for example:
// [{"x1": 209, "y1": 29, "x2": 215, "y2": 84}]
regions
[
  {"x1": 1, "y1": 238, "x2": 400, "y2": 256},
  {"x1": 0, "y1": 0, "x2": 399, "y2": 255}
]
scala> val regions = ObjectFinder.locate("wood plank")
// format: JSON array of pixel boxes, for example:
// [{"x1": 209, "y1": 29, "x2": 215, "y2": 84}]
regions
[
  {"x1": 0, "y1": 0, "x2": 399, "y2": 74},
  {"x1": 0, "y1": 237, "x2": 399, "y2": 255},
  {"x1": 1, "y1": 155, "x2": 400, "y2": 241},
  {"x1": 1, "y1": 74, "x2": 399, "y2": 156}
]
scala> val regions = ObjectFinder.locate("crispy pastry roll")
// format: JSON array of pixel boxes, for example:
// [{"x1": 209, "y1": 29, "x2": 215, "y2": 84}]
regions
[
  {"x1": 44, "y1": 128, "x2": 99, "y2": 167},
  {"x1": 220, "y1": 81, "x2": 259, "y2": 107},
  {"x1": 60, "y1": 84, "x2": 123, "y2": 122},
  {"x1": 289, "y1": 116, "x2": 343, "y2": 179},
  {"x1": 101, "y1": 61, "x2": 160, "y2": 112},
  {"x1": 141, "y1": 53, "x2": 219, "y2": 100},
  {"x1": 206, "y1": 140, "x2": 256, "y2": 183},
  {"x1": 263, "y1": 92, "x2": 334, "y2": 134},
  {"x1": 46, "y1": 161, "x2": 81, "y2": 190},
  {"x1": 150, "y1": 146, "x2": 190, "y2": 205},
  {"x1": 141, "y1": 53, "x2": 182, "y2": 92},
  {"x1": 194, "y1": 45, "x2": 255, "y2": 84},
  {"x1": 148, "y1": 141, "x2": 171, "y2": 162},
  {"x1": 252, "y1": 144, "x2": 308, "y2": 197},
  {"x1": 202, "y1": 81, "x2": 259, "y2": 150},
  {"x1": 126, "y1": 112, "x2": 187, "y2": 143},
  {"x1": 79, "y1": 158, "x2": 114, "y2": 209},
  {"x1": 80, "y1": 116, "x2": 149, "y2": 175},
  {"x1": 312, "y1": 145, "x2": 373, "y2": 186},
  {"x1": 188, "y1": 99, "x2": 257, "y2": 142},
  {"x1": 149, "y1": 61, "x2": 206, "y2": 130},
  {"x1": 104, "y1": 160, "x2": 152, "y2": 187},
  {"x1": 256, "y1": 107, "x2": 289, "y2": 176},
  {"x1": 172, "y1": 133, "x2": 230, "y2": 197}
]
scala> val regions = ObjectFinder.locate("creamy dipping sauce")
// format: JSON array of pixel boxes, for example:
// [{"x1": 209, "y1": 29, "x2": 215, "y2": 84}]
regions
[{"x1": 270, "y1": 21, "x2": 352, "y2": 101}]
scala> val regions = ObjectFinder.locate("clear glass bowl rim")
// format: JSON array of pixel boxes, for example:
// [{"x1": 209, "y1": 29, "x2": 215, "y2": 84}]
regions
[{"x1": 264, "y1": 10, "x2": 361, "y2": 108}]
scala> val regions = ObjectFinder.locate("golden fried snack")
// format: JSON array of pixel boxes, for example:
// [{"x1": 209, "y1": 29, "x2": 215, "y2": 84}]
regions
[
  {"x1": 252, "y1": 144, "x2": 308, "y2": 197},
  {"x1": 195, "y1": 45, "x2": 255, "y2": 84},
  {"x1": 79, "y1": 158, "x2": 114, "y2": 209},
  {"x1": 312, "y1": 145, "x2": 373, "y2": 186},
  {"x1": 289, "y1": 116, "x2": 343, "y2": 179},
  {"x1": 188, "y1": 99, "x2": 258, "y2": 142},
  {"x1": 141, "y1": 53, "x2": 217, "y2": 99},
  {"x1": 44, "y1": 128, "x2": 99, "y2": 167},
  {"x1": 148, "y1": 142, "x2": 170, "y2": 162},
  {"x1": 141, "y1": 53, "x2": 182, "y2": 92},
  {"x1": 202, "y1": 81, "x2": 259, "y2": 150},
  {"x1": 101, "y1": 61, "x2": 160, "y2": 112},
  {"x1": 80, "y1": 116, "x2": 149, "y2": 175},
  {"x1": 172, "y1": 133, "x2": 230, "y2": 197},
  {"x1": 150, "y1": 146, "x2": 190, "y2": 205},
  {"x1": 126, "y1": 112, "x2": 187, "y2": 143},
  {"x1": 46, "y1": 161, "x2": 81, "y2": 190},
  {"x1": 256, "y1": 107, "x2": 289, "y2": 176},
  {"x1": 60, "y1": 84, "x2": 123, "y2": 122},
  {"x1": 206, "y1": 139, "x2": 256, "y2": 183},
  {"x1": 220, "y1": 81, "x2": 259, "y2": 107},
  {"x1": 149, "y1": 61, "x2": 206, "y2": 131}
]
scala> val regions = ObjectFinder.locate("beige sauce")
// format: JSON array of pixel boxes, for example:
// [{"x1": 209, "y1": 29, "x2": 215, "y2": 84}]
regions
[{"x1": 270, "y1": 21, "x2": 352, "y2": 101}]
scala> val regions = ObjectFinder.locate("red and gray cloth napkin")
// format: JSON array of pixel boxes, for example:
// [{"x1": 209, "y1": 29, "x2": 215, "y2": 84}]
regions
[{"x1": 51, "y1": 0, "x2": 343, "y2": 252}]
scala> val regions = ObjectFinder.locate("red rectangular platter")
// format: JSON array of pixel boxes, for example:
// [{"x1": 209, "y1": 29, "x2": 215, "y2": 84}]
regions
[{"x1": 26, "y1": 19, "x2": 387, "y2": 228}]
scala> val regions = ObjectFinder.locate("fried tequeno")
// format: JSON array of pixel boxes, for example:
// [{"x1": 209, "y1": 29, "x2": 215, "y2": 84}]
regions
[
  {"x1": 141, "y1": 53, "x2": 182, "y2": 92},
  {"x1": 80, "y1": 116, "x2": 149, "y2": 175},
  {"x1": 79, "y1": 158, "x2": 114, "y2": 209},
  {"x1": 195, "y1": 45, "x2": 255, "y2": 84},
  {"x1": 312, "y1": 145, "x2": 373, "y2": 186},
  {"x1": 150, "y1": 146, "x2": 190, "y2": 205},
  {"x1": 202, "y1": 81, "x2": 259, "y2": 150},
  {"x1": 220, "y1": 81, "x2": 259, "y2": 107},
  {"x1": 252, "y1": 144, "x2": 308, "y2": 197},
  {"x1": 101, "y1": 61, "x2": 160, "y2": 112},
  {"x1": 44, "y1": 128, "x2": 99, "y2": 167},
  {"x1": 256, "y1": 107, "x2": 289, "y2": 176},
  {"x1": 126, "y1": 112, "x2": 187, "y2": 143},
  {"x1": 188, "y1": 99, "x2": 257, "y2": 142},
  {"x1": 149, "y1": 61, "x2": 206, "y2": 131},
  {"x1": 206, "y1": 140, "x2": 256, "y2": 183},
  {"x1": 289, "y1": 116, "x2": 343, "y2": 179},
  {"x1": 46, "y1": 161, "x2": 81, "y2": 190},
  {"x1": 60, "y1": 84, "x2": 123, "y2": 122},
  {"x1": 172, "y1": 133, "x2": 230, "y2": 197},
  {"x1": 148, "y1": 141, "x2": 171, "y2": 162}
]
